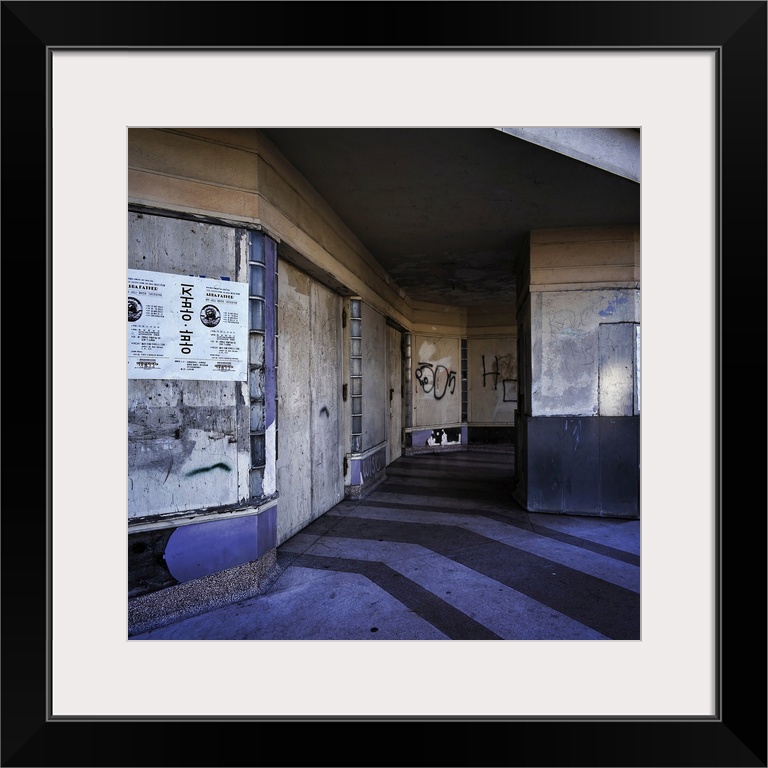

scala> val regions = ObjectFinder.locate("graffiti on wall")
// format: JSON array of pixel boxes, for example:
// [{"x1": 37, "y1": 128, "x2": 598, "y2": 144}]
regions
[
  {"x1": 185, "y1": 462, "x2": 232, "y2": 478},
  {"x1": 415, "y1": 362, "x2": 457, "y2": 400},
  {"x1": 481, "y1": 354, "x2": 517, "y2": 402},
  {"x1": 547, "y1": 309, "x2": 595, "y2": 375}
]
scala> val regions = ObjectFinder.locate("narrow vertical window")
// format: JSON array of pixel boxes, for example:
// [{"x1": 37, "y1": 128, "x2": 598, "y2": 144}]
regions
[
  {"x1": 461, "y1": 338, "x2": 468, "y2": 422},
  {"x1": 403, "y1": 333, "x2": 412, "y2": 429},
  {"x1": 349, "y1": 299, "x2": 362, "y2": 453},
  {"x1": 248, "y1": 232, "x2": 267, "y2": 498}
]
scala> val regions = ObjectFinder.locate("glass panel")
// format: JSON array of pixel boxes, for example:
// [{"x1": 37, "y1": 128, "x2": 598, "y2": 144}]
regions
[
  {"x1": 350, "y1": 319, "x2": 362, "y2": 337},
  {"x1": 350, "y1": 337, "x2": 362, "y2": 357},
  {"x1": 250, "y1": 434, "x2": 266, "y2": 466},
  {"x1": 350, "y1": 377, "x2": 362, "y2": 396},
  {"x1": 350, "y1": 299, "x2": 361, "y2": 318},
  {"x1": 351, "y1": 395, "x2": 362, "y2": 415},
  {"x1": 250, "y1": 469, "x2": 264, "y2": 498},
  {"x1": 351, "y1": 434, "x2": 361, "y2": 453},
  {"x1": 249, "y1": 299, "x2": 265, "y2": 331},
  {"x1": 249, "y1": 264, "x2": 265, "y2": 297},
  {"x1": 250, "y1": 404, "x2": 265, "y2": 432},
  {"x1": 351, "y1": 415, "x2": 362, "y2": 434},
  {"x1": 350, "y1": 357, "x2": 361, "y2": 376},
  {"x1": 250, "y1": 234, "x2": 265, "y2": 264}
]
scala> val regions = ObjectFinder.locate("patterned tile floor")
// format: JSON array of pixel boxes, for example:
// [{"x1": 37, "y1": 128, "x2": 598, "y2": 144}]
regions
[{"x1": 131, "y1": 451, "x2": 640, "y2": 641}]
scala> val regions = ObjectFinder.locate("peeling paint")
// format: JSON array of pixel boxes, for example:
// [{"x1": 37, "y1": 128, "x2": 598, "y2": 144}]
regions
[
  {"x1": 598, "y1": 294, "x2": 629, "y2": 317},
  {"x1": 263, "y1": 421, "x2": 276, "y2": 496},
  {"x1": 426, "y1": 428, "x2": 462, "y2": 447}
]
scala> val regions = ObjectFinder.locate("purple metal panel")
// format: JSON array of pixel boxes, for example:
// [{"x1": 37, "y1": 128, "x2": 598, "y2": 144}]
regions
[
  {"x1": 410, "y1": 428, "x2": 434, "y2": 445},
  {"x1": 256, "y1": 505, "x2": 277, "y2": 558},
  {"x1": 165, "y1": 516, "x2": 259, "y2": 582}
]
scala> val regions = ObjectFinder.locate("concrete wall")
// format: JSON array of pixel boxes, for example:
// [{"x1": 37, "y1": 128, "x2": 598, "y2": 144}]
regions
[
  {"x1": 467, "y1": 336, "x2": 517, "y2": 424},
  {"x1": 531, "y1": 288, "x2": 640, "y2": 416},
  {"x1": 411, "y1": 335, "x2": 462, "y2": 429},
  {"x1": 128, "y1": 213, "x2": 251, "y2": 519}
]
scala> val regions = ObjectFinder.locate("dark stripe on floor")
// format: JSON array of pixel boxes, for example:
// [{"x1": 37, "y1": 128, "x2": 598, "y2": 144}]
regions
[
  {"x1": 322, "y1": 516, "x2": 640, "y2": 639},
  {"x1": 390, "y1": 460, "x2": 513, "y2": 476},
  {"x1": 390, "y1": 451, "x2": 515, "y2": 466},
  {"x1": 355, "y1": 498, "x2": 639, "y2": 566},
  {"x1": 288, "y1": 553, "x2": 502, "y2": 640},
  {"x1": 378, "y1": 482, "x2": 515, "y2": 504},
  {"x1": 529, "y1": 523, "x2": 640, "y2": 566},
  {"x1": 357, "y1": 497, "x2": 531, "y2": 526},
  {"x1": 385, "y1": 469, "x2": 515, "y2": 488}
]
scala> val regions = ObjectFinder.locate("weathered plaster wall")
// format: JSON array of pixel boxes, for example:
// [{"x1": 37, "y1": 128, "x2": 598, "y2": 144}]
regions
[
  {"x1": 411, "y1": 336, "x2": 461, "y2": 428},
  {"x1": 129, "y1": 210, "x2": 246, "y2": 277},
  {"x1": 128, "y1": 213, "x2": 251, "y2": 519},
  {"x1": 128, "y1": 380, "x2": 247, "y2": 518},
  {"x1": 531, "y1": 289, "x2": 639, "y2": 416},
  {"x1": 467, "y1": 336, "x2": 517, "y2": 424}
]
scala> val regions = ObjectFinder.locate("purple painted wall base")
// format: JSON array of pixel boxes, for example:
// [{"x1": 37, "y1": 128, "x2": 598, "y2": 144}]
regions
[
  {"x1": 404, "y1": 426, "x2": 466, "y2": 455},
  {"x1": 346, "y1": 445, "x2": 387, "y2": 499},
  {"x1": 128, "y1": 505, "x2": 278, "y2": 597},
  {"x1": 165, "y1": 505, "x2": 277, "y2": 582}
]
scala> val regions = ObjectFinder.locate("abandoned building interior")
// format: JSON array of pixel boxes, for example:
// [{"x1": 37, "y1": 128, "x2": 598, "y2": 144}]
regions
[{"x1": 127, "y1": 127, "x2": 641, "y2": 629}]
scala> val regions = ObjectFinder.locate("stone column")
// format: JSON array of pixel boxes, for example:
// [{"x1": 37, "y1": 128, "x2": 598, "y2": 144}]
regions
[{"x1": 514, "y1": 226, "x2": 640, "y2": 517}]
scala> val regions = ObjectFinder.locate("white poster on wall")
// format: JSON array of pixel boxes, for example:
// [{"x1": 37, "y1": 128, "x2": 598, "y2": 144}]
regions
[{"x1": 128, "y1": 269, "x2": 248, "y2": 381}]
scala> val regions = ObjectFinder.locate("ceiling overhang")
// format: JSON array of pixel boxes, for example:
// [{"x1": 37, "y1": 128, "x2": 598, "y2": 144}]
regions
[{"x1": 260, "y1": 127, "x2": 640, "y2": 307}]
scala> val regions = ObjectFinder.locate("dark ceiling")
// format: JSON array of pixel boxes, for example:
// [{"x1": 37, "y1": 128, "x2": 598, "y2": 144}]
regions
[{"x1": 261, "y1": 128, "x2": 640, "y2": 307}]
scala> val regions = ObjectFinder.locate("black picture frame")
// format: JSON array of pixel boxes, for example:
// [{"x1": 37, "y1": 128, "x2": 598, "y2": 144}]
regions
[{"x1": 5, "y1": 1, "x2": 765, "y2": 766}]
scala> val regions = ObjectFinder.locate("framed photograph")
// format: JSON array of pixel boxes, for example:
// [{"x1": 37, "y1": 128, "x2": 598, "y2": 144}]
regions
[{"x1": 9, "y1": 1, "x2": 764, "y2": 765}]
